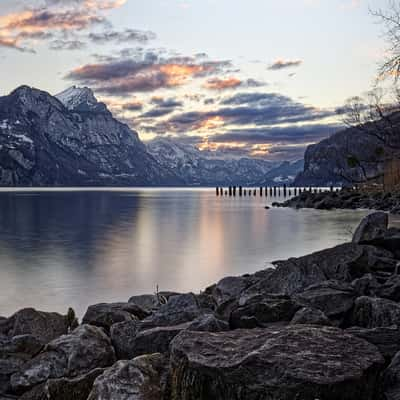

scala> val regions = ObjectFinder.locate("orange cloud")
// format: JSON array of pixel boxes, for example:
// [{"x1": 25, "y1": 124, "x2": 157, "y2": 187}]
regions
[
  {"x1": 197, "y1": 116, "x2": 225, "y2": 130},
  {"x1": 197, "y1": 137, "x2": 246, "y2": 152},
  {"x1": 159, "y1": 64, "x2": 211, "y2": 85},
  {"x1": 249, "y1": 144, "x2": 271, "y2": 157},
  {"x1": 203, "y1": 77, "x2": 242, "y2": 90}
]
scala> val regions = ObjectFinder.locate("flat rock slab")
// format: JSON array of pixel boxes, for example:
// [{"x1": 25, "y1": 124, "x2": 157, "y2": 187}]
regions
[{"x1": 170, "y1": 325, "x2": 384, "y2": 400}]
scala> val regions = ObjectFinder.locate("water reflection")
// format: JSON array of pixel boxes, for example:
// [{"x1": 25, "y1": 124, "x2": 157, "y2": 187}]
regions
[{"x1": 0, "y1": 188, "x2": 396, "y2": 317}]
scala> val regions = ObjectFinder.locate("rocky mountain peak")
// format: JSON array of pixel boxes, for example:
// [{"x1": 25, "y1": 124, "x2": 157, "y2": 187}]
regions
[{"x1": 56, "y1": 86, "x2": 107, "y2": 113}]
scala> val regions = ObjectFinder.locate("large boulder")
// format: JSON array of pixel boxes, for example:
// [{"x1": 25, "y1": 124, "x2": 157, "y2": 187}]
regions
[
  {"x1": 229, "y1": 293, "x2": 299, "y2": 329},
  {"x1": 128, "y1": 292, "x2": 178, "y2": 313},
  {"x1": 378, "y1": 274, "x2": 400, "y2": 301},
  {"x1": 0, "y1": 334, "x2": 43, "y2": 394},
  {"x1": 87, "y1": 354, "x2": 168, "y2": 400},
  {"x1": 352, "y1": 212, "x2": 388, "y2": 244},
  {"x1": 351, "y1": 274, "x2": 381, "y2": 297},
  {"x1": 290, "y1": 307, "x2": 332, "y2": 326},
  {"x1": 10, "y1": 325, "x2": 116, "y2": 393},
  {"x1": 118, "y1": 323, "x2": 190, "y2": 359},
  {"x1": 170, "y1": 325, "x2": 384, "y2": 400},
  {"x1": 0, "y1": 308, "x2": 71, "y2": 344},
  {"x1": 140, "y1": 293, "x2": 203, "y2": 329},
  {"x1": 351, "y1": 296, "x2": 400, "y2": 328},
  {"x1": 110, "y1": 321, "x2": 141, "y2": 360},
  {"x1": 82, "y1": 303, "x2": 149, "y2": 331},
  {"x1": 257, "y1": 243, "x2": 386, "y2": 296},
  {"x1": 19, "y1": 368, "x2": 105, "y2": 400},
  {"x1": 293, "y1": 280, "x2": 355, "y2": 321},
  {"x1": 347, "y1": 326, "x2": 400, "y2": 360},
  {"x1": 211, "y1": 276, "x2": 251, "y2": 305},
  {"x1": 383, "y1": 351, "x2": 400, "y2": 400},
  {"x1": 186, "y1": 314, "x2": 229, "y2": 332}
]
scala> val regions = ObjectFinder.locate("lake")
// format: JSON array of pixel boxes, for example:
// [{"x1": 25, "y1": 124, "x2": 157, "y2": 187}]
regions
[{"x1": 0, "y1": 188, "x2": 397, "y2": 317}]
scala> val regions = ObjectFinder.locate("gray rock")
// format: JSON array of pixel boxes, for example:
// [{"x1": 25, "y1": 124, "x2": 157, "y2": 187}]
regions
[
  {"x1": 187, "y1": 314, "x2": 229, "y2": 332},
  {"x1": 82, "y1": 303, "x2": 149, "y2": 331},
  {"x1": 19, "y1": 368, "x2": 105, "y2": 400},
  {"x1": 351, "y1": 274, "x2": 381, "y2": 297},
  {"x1": 110, "y1": 320, "x2": 141, "y2": 360},
  {"x1": 0, "y1": 359, "x2": 24, "y2": 395},
  {"x1": 352, "y1": 296, "x2": 400, "y2": 328},
  {"x1": 140, "y1": 293, "x2": 203, "y2": 329},
  {"x1": 379, "y1": 275, "x2": 400, "y2": 301},
  {"x1": 88, "y1": 354, "x2": 168, "y2": 400},
  {"x1": 290, "y1": 307, "x2": 332, "y2": 326},
  {"x1": 347, "y1": 326, "x2": 400, "y2": 360},
  {"x1": 383, "y1": 351, "x2": 400, "y2": 400},
  {"x1": 258, "y1": 243, "x2": 377, "y2": 297},
  {"x1": 10, "y1": 325, "x2": 116, "y2": 393},
  {"x1": 0, "y1": 308, "x2": 70, "y2": 344},
  {"x1": 211, "y1": 276, "x2": 250, "y2": 305},
  {"x1": 0, "y1": 334, "x2": 43, "y2": 360},
  {"x1": 0, "y1": 335, "x2": 43, "y2": 394},
  {"x1": 352, "y1": 212, "x2": 388, "y2": 244},
  {"x1": 293, "y1": 280, "x2": 355, "y2": 319},
  {"x1": 170, "y1": 325, "x2": 384, "y2": 400},
  {"x1": 229, "y1": 293, "x2": 299, "y2": 329},
  {"x1": 127, "y1": 324, "x2": 190, "y2": 359},
  {"x1": 128, "y1": 295, "x2": 163, "y2": 313}
]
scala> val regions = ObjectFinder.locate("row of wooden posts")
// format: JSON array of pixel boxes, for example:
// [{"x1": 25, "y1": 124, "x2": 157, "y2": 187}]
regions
[{"x1": 215, "y1": 185, "x2": 337, "y2": 197}]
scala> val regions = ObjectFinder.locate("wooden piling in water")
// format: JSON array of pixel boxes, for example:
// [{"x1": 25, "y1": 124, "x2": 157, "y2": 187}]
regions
[
  {"x1": 283, "y1": 185, "x2": 287, "y2": 197},
  {"x1": 229, "y1": 186, "x2": 232, "y2": 196},
  {"x1": 259, "y1": 187, "x2": 263, "y2": 196},
  {"x1": 239, "y1": 186, "x2": 243, "y2": 196}
]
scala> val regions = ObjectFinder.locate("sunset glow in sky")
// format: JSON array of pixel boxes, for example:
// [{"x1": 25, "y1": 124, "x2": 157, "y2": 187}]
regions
[{"x1": 0, "y1": 0, "x2": 391, "y2": 160}]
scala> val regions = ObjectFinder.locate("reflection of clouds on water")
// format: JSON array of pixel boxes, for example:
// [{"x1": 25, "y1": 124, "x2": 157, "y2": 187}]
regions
[{"x1": 0, "y1": 189, "x2": 376, "y2": 317}]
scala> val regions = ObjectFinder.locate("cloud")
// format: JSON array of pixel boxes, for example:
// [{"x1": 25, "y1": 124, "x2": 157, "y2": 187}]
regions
[
  {"x1": 66, "y1": 51, "x2": 232, "y2": 94},
  {"x1": 89, "y1": 29, "x2": 156, "y2": 44},
  {"x1": 49, "y1": 39, "x2": 86, "y2": 50},
  {"x1": 140, "y1": 108, "x2": 177, "y2": 118},
  {"x1": 0, "y1": 0, "x2": 127, "y2": 52},
  {"x1": 268, "y1": 59, "x2": 303, "y2": 70},
  {"x1": 203, "y1": 77, "x2": 242, "y2": 91},
  {"x1": 151, "y1": 97, "x2": 183, "y2": 108},
  {"x1": 142, "y1": 92, "x2": 337, "y2": 135},
  {"x1": 121, "y1": 101, "x2": 144, "y2": 111}
]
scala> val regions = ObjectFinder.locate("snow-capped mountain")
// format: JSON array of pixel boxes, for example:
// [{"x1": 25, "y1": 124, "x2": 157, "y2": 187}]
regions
[
  {"x1": 147, "y1": 137, "x2": 304, "y2": 186},
  {"x1": 56, "y1": 86, "x2": 104, "y2": 112},
  {"x1": 0, "y1": 86, "x2": 180, "y2": 186}
]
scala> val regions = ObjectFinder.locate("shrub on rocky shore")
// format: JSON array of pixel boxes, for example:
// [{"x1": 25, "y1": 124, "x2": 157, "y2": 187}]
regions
[{"x1": 1, "y1": 212, "x2": 400, "y2": 399}]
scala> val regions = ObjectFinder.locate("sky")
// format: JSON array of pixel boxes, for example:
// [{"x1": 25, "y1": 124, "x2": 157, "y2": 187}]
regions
[{"x1": 0, "y1": 0, "x2": 393, "y2": 161}]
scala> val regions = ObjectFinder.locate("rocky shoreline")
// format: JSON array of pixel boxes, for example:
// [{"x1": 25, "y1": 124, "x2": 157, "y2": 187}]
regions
[
  {"x1": 273, "y1": 188, "x2": 400, "y2": 214},
  {"x1": 1, "y1": 213, "x2": 400, "y2": 399}
]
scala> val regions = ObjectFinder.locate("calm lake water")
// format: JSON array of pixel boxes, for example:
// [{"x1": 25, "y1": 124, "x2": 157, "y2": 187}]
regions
[{"x1": 0, "y1": 188, "x2": 398, "y2": 317}]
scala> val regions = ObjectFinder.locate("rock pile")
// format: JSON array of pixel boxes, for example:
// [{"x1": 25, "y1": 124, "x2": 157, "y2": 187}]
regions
[
  {"x1": 2, "y1": 213, "x2": 400, "y2": 399},
  {"x1": 274, "y1": 188, "x2": 400, "y2": 214}
]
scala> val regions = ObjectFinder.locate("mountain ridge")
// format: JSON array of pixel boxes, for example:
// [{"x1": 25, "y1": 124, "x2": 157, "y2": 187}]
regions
[{"x1": 0, "y1": 85, "x2": 180, "y2": 186}]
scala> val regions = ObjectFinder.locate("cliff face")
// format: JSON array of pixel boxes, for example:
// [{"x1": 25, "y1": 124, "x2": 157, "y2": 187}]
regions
[
  {"x1": 294, "y1": 126, "x2": 385, "y2": 187},
  {"x1": 0, "y1": 86, "x2": 179, "y2": 186}
]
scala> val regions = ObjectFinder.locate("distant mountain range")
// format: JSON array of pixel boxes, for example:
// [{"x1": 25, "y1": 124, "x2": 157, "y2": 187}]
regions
[
  {"x1": 0, "y1": 85, "x2": 304, "y2": 187},
  {"x1": 147, "y1": 138, "x2": 304, "y2": 186}
]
